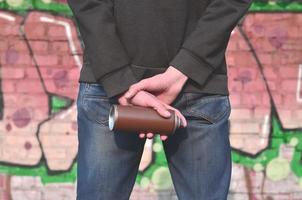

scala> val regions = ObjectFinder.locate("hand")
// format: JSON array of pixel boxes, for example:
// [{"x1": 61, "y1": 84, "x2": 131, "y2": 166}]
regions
[
  {"x1": 121, "y1": 66, "x2": 188, "y2": 140},
  {"x1": 123, "y1": 66, "x2": 188, "y2": 105},
  {"x1": 118, "y1": 90, "x2": 187, "y2": 141}
]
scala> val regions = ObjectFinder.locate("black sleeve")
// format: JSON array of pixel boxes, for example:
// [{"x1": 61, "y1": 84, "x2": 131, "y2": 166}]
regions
[
  {"x1": 169, "y1": 0, "x2": 252, "y2": 86},
  {"x1": 67, "y1": 0, "x2": 137, "y2": 99}
]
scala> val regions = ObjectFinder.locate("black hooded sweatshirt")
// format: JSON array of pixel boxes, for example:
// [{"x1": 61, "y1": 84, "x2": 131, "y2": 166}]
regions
[{"x1": 67, "y1": 0, "x2": 252, "y2": 99}]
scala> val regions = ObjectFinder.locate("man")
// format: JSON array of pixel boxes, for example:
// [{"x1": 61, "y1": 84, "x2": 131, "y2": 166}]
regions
[{"x1": 68, "y1": 0, "x2": 252, "y2": 199}]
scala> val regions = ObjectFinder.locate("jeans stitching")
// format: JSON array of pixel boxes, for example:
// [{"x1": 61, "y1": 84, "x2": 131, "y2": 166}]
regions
[
  {"x1": 82, "y1": 97, "x2": 110, "y2": 125},
  {"x1": 84, "y1": 82, "x2": 90, "y2": 91},
  {"x1": 185, "y1": 95, "x2": 230, "y2": 125},
  {"x1": 190, "y1": 99, "x2": 228, "y2": 123},
  {"x1": 79, "y1": 83, "x2": 109, "y2": 126},
  {"x1": 186, "y1": 93, "x2": 227, "y2": 103},
  {"x1": 83, "y1": 83, "x2": 108, "y2": 99}
]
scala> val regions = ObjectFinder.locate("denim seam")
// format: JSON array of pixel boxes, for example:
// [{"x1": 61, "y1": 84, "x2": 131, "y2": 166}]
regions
[
  {"x1": 83, "y1": 95, "x2": 109, "y2": 100},
  {"x1": 84, "y1": 82, "x2": 90, "y2": 91},
  {"x1": 82, "y1": 83, "x2": 109, "y2": 99},
  {"x1": 188, "y1": 103, "x2": 228, "y2": 123},
  {"x1": 185, "y1": 95, "x2": 229, "y2": 125},
  {"x1": 186, "y1": 93, "x2": 227, "y2": 104},
  {"x1": 79, "y1": 82, "x2": 110, "y2": 125},
  {"x1": 80, "y1": 83, "x2": 89, "y2": 111},
  {"x1": 81, "y1": 98, "x2": 109, "y2": 125}
]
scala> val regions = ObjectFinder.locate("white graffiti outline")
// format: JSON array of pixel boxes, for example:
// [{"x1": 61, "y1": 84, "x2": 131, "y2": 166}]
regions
[
  {"x1": 0, "y1": 12, "x2": 15, "y2": 21},
  {"x1": 39, "y1": 16, "x2": 82, "y2": 69},
  {"x1": 39, "y1": 16, "x2": 82, "y2": 119},
  {"x1": 260, "y1": 114, "x2": 270, "y2": 146},
  {"x1": 297, "y1": 64, "x2": 302, "y2": 103}
]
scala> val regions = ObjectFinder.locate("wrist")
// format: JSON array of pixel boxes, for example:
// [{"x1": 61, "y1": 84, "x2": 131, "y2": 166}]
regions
[{"x1": 165, "y1": 66, "x2": 188, "y2": 83}]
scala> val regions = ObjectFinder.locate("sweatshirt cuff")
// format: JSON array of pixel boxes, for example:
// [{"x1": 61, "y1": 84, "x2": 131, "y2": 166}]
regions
[
  {"x1": 169, "y1": 48, "x2": 215, "y2": 87},
  {"x1": 98, "y1": 65, "x2": 138, "y2": 99}
]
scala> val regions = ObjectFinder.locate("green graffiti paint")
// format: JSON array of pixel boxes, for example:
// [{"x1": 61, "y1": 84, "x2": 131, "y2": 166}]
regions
[
  {"x1": 253, "y1": 163, "x2": 264, "y2": 172},
  {"x1": 0, "y1": 0, "x2": 72, "y2": 15},
  {"x1": 153, "y1": 142, "x2": 163, "y2": 153},
  {"x1": 51, "y1": 95, "x2": 73, "y2": 113},
  {"x1": 0, "y1": 0, "x2": 301, "y2": 187},
  {"x1": 266, "y1": 157, "x2": 290, "y2": 181},
  {"x1": 151, "y1": 166, "x2": 173, "y2": 190},
  {"x1": 0, "y1": 161, "x2": 77, "y2": 184},
  {"x1": 289, "y1": 137, "x2": 299, "y2": 147},
  {"x1": 250, "y1": 2, "x2": 302, "y2": 12},
  {"x1": 1, "y1": 0, "x2": 302, "y2": 14},
  {"x1": 6, "y1": 0, "x2": 24, "y2": 8},
  {"x1": 232, "y1": 114, "x2": 302, "y2": 182},
  {"x1": 0, "y1": 109, "x2": 300, "y2": 186},
  {"x1": 140, "y1": 177, "x2": 151, "y2": 189}
]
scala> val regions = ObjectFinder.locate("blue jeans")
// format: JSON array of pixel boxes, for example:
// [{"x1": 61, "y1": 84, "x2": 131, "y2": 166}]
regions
[{"x1": 76, "y1": 82, "x2": 232, "y2": 200}]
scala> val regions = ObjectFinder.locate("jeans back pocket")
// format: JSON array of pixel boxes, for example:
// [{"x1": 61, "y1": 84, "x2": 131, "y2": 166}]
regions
[
  {"x1": 80, "y1": 83, "x2": 111, "y2": 126},
  {"x1": 185, "y1": 93, "x2": 231, "y2": 125}
]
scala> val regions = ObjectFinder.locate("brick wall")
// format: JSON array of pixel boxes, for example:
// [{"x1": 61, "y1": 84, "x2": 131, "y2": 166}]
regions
[{"x1": 0, "y1": 7, "x2": 301, "y2": 200}]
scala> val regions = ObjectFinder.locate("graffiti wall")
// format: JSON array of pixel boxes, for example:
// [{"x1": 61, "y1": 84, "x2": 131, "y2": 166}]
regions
[{"x1": 0, "y1": 0, "x2": 302, "y2": 199}]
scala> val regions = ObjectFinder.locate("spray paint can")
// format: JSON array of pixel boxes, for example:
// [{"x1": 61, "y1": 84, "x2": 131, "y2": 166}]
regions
[{"x1": 108, "y1": 104, "x2": 181, "y2": 135}]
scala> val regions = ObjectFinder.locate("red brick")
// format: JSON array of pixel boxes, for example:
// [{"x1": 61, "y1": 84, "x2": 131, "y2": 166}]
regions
[
  {"x1": 279, "y1": 66, "x2": 299, "y2": 78},
  {"x1": 263, "y1": 67, "x2": 279, "y2": 80},
  {"x1": 15, "y1": 80, "x2": 44, "y2": 93},
  {"x1": 257, "y1": 53, "x2": 272, "y2": 65},
  {"x1": 1, "y1": 52, "x2": 32, "y2": 65},
  {"x1": 226, "y1": 40, "x2": 238, "y2": 51},
  {"x1": 281, "y1": 80, "x2": 298, "y2": 92},
  {"x1": 0, "y1": 40, "x2": 8, "y2": 51},
  {"x1": 34, "y1": 55, "x2": 58, "y2": 66},
  {"x1": 227, "y1": 67, "x2": 238, "y2": 80},
  {"x1": 232, "y1": 52, "x2": 257, "y2": 67},
  {"x1": 243, "y1": 80, "x2": 266, "y2": 92},
  {"x1": 254, "y1": 108, "x2": 270, "y2": 119},
  {"x1": 24, "y1": 67, "x2": 40, "y2": 78},
  {"x1": 1, "y1": 67, "x2": 25, "y2": 79},
  {"x1": 283, "y1": 94, "x2": 299, "y2": 107},
  {"x1": 230, "y1": 108, "x2": 252, "y2": 119},
  {"x1": 24, "y1": 23, "x2": 47, "y2": 40},
  {"x1": 0, "y1": 24, "x2": 19, "y2": 36},
  {"x1": 261, "y1": 93, "x2": 272, "y2": 107},
  {"x1": 237, "y1": 39, "x2": 250, "y2": 51},
  {"x1": 11, "y1": 40, "x2": 28, "y2": 52},
  {"x1": 238, "y1": 67, "x2": 258, "y2": 80},
  {"x1": 241, "y1": 93, "x2": 264, "y2": 108},
  {"x1": 29, "y1": 41, "x2": 49, "y2": 53},
  {"x1": 50, "y1": 41, "x2": 69, "y2": 53},
  {"x1": 251, "y1": 38, "x2": 276, "y2": 52},
  {"x1": 2, "y1": 80, "x2": 16, "y2": 92},
  {"x1": 61, "y1": 56, "x2": 76, "y2": 66},
  {"x1": 277, "y1": 109, "x2": 293, "y2": 120},
  {"x1": 229, "y1": 80, "x2": 243, "y2": 93},
  {"x1": 282, "y1": 39, "x2": 302, "y2": 50},
  {"x1": 226, "y1": 54, "x2": 236, "y2": 66},
  {"x1": 287, "y1": 26, "x2": 301, "y2": 38},
  {"x1": 229, "y1": 94, "x2": 241, "y2": 106}
]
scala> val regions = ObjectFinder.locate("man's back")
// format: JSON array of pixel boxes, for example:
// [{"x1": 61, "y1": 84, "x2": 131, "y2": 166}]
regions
[
  {"x1": 69, "y1": 0, "x2": 252, "y2": 199},
  {"x1": 68, "y1": 0, "x2": 252, "y2": 99}
]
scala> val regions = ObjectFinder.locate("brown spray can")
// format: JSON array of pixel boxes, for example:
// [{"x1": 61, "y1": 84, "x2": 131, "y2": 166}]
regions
[{"x1": 108, "y1": 104, "x2": 181, "y2": 135}]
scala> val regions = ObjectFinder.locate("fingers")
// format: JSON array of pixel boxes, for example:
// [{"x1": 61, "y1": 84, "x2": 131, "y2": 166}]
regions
[
  {"x1": 160, "y1": 135, "x2": 168, "y2": 141},
  {"x1": 139, "y1": 132, "x2": 169, "y2": 141},
  {"x1": 146, "y1": 132, "x2": 154, "y2": 139},
  {"x1": 163, "y1": 104, "x2": 187, "y2": 127},
  {"x1": 118, "y1": 96, "x2": 131, "y2": 106},
  {"x1": 148, "y1": 100, "x2": 171, "y2": 118},
  {"x1": 139, "y1": 132, "x2": 154, "y2": 139},
  {"x1": 125, "y1": 80, "x2": 147, "y2": 99},
  {"x1": 139, "y1": 132, "x2": 146, "y2": 139}
]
